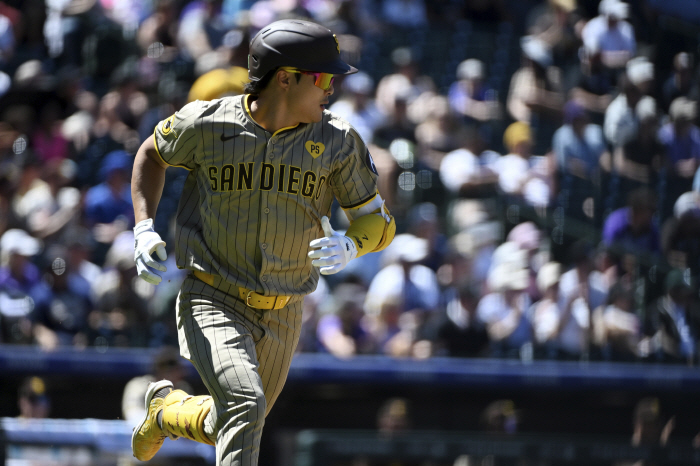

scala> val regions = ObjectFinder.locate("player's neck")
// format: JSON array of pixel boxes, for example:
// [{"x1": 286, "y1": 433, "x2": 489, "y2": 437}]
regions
[{"x1": 248, "y1": 93, "x2": 299, "y2": 134}]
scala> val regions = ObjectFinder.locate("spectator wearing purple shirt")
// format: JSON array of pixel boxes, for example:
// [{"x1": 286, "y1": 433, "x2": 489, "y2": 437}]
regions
[
  {"x1": 602, "y1": 188, "x2": 660, "y2": 257},
  {"x1": 658, "y1": 97, "x2": 700, "y2": 179}
]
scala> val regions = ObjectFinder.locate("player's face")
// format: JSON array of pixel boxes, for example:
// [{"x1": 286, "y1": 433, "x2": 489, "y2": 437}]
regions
[{"x1": 287, "y1": 70, "x2": 335, "y2": 123}]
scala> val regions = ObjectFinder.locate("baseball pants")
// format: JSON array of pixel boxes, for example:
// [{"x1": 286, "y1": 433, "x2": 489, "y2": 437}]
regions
[{"x1": 176, "y1": 274, "x2": 303, "y2": 466}]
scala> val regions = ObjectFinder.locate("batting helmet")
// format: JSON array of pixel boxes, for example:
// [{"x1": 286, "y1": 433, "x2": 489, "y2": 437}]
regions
[{"x1": 248, "y1": 19, "x2": 357, "y2": 82}]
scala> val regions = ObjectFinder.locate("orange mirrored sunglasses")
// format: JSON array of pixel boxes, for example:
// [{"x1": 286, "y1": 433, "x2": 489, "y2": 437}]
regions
[{"x1": 280, "y1": 67, "x2": 335, "y2": 91}]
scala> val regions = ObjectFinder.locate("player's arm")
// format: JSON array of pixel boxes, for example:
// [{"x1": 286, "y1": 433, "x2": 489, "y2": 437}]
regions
[
  {"x1": 343, "y1": 193, "x2": 395, "y2": 257},
  {"x1": 131, "y1": 135, "x2": 169, "y2": 285},
  {"x1": 132, "y1": 135, "x2": 168, "y2": 223},
  {"x1": 308, "y1": 193, "x2": 395, "y2": 275}
]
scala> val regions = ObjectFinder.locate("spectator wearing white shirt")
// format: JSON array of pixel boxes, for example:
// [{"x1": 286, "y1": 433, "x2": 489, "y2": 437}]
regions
[
  {"x1": 492, "y1": 121, "x2": 553, "y2": 208},
  {"x1": 581, "y1": 0, "x2": 636, "y2": 70},
  {"x1": 556, "y1": 241, "x2": 608, "y2": 359},
  {"x1": 603, "y1": 58, "x2": 655, "y2": 149},
  {"x1": 477, "y1": 242, "x2": 534, "y2": 359}
]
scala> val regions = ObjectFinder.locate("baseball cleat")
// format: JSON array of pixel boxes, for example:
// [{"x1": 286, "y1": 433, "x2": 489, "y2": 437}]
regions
[{"x1": 131, "y1": 380, "x2": 174, "y2": 461}]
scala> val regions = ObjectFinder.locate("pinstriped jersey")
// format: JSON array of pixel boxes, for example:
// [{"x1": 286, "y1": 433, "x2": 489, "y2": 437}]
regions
[{"x1": 153, "y1": 94, "x2": 379, "y2": 296}]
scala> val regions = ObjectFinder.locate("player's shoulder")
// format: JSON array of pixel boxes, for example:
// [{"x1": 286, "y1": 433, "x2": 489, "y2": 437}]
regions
[
  {"x1": 322, "y1": 109, "x2": 363, "y2": 140},
  {"x1": 177, "y1": 95, "x2": 245, "y2": 119}
]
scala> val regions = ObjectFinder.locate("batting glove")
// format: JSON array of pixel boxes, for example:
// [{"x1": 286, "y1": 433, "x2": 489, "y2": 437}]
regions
[
  {"x1": 308, "y1": 216, "x2": 357, "y2": 275},
  {"x1": 133, "y1": 218, "x2": 167, "y2": 285}
]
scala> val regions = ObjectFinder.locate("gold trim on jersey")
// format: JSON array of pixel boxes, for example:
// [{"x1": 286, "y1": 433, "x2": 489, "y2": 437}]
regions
[{"x1": 153, "y1": 128, "x2": 193, "y2": 171}]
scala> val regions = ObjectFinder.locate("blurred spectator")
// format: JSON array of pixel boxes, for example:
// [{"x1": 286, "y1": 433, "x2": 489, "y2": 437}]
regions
[
  {"x1": 644, "y1": 269, "x2": 699, "y2": 365},
  {"x1": 84, "y1": 149, "x2": 134, "y2": 263},
  {"x1": 492, "y1": 121, "x2": 553, "y2": 209},
  {"x1": 530, "y1": 261, "x2": 562, "y2": 358},
  {"x1": 122, "y1": 345, "x2": 193, "y2": 423},
  {"x1": 602, "y1": 187, "x2": 661, "y2": 258},
  {"x1": 591, "y1": 281, "x2": 641, "y2": 361},
  {"x1": 28, "y1": 244, "x2": 93, "y2": 350},
  {"x1": 187, "y1": 65, "x2": 249, "y2": 103},
  {"x1": 177, "y1": 0, "x2": 229, "y2": 63},
  {"x1": 527, "y1": 0, "x2": 581, "y2": 71},
  {"x1": 381, "y1": 0, "x2": 427, "y2": 29},
  {"x1": 658, "y1": 97, "x2": 700, "y2": 197},
  {"x1": 507, "y1": 221, "x2": 545, "y2": 301},
  {"x1": 365, "y1": 234, "x2": 439, "y2": 356},
  {"x1": 439, "y1": 126, "x2": 499, "y2": 198},
  {"x1": 90, "y1": 231, "x2": 150, "y2": 347},
  {"x1": 0, "y1": 229, "x2": 42, "y2": 293},
  {"x1": 569, "y1": 49, "x2": 616, "y2": 122},
  {"x1": 405, "y1": 202, "x2": 447, "y2": 272},
  {"x1": 481, "y1": 399, "x2": 520, "y2": 434},
  {"x1": 604, "y1": 68, "x2": 655, "y2": 149},
  {"x1": 11, "y1": 150, "x2": 53, "y2": 228},
  {"x1": 553, "y1": 100, "x2": 608, "y2": 180},
  {"x1": 377, "y1": 397, "x2": 412, "y2": 437},
  {"x1": 556, "y1": 240, "x2": 607, "y2": 360},
  {"x1": 414, "y1": 94, "x2": 465, "y2": 158},
  {"x1": 329, "y1": 71, "x2": 383, "y2": 145},
  {"x1": 433, "y1": 282, "x2": 489, "y2": 358},
  {"x1": 477, "y1": 243, "x2": 533, "y2": 359},
  {"x1": 448, "y1": 58, "x2": 501, "y2": 126},
  {"x1": 661, "y1": 191, "x2": 700, "y2": 273},
  {"x1": 136, "y1": 0, "x2": 180, "y2": 63},
  {"x1": 614, "y1": 98, "x2": 663, "y2": 192},
  {"x1": 581, "y1": 0, "x2": 635, "y2": 70},
  {"x1": 0, "y1": 229, "x2": 43, "y2": 344},
  {"x1": 618, "y1": 397, "x2": 675, "y2": 466},
  {"x1": 297, "y1": 276, "x2": 329, "y2": 353},
  {"x1": 507, "y1": 35, "x2": 564, "y2": 153},
  {"x1": 316, "y1": 282, "x2": 376, "y2": 358},
  {"x1": 25, "y1": 159, "x2": 81, "y2": 241},
  {"x1": 372, "y1": 90, "x2": 417, "y2": 150},
  {"x1": 17, "y1": 376, "x2": 50, "y2": 419},
  {"x1": 32, "y1": 100, "x2": 70, "y2": 164},
  {"x1": 661, "y1": 52, "x2": 697, "y2": 114},
  {"x1": 63, "y1": 226, "x2": 101, "y2": 290},
  {"x1": 375, "y1": 47, "x2": 435, "y2": 121}
]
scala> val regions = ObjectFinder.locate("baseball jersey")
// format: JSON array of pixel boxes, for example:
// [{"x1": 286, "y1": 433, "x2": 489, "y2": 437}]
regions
[{"x1": 153, "y1": 94, "x2": 379, "y2": 296}]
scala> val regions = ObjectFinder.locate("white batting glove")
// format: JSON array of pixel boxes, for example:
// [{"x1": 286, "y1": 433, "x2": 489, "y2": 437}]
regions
[
  {"x1": 308, "y1": 216, "x2": 357, "y2": 275},
  {"x1": 133, "y1": 218, "x2": 167, "y2": 285}
]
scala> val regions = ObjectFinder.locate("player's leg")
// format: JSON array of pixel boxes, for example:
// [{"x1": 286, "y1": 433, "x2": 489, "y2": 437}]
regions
[
  {"x1": 255, "y1": 299, "x2": 304, "y2": 416},
  {"x1": 176, "y1": 276, "x2": 269, "y2": 466}
]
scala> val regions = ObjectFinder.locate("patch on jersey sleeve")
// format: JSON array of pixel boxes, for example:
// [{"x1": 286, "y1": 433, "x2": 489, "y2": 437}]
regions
[
  {"x1": 365, "y1": 149, "x2": 378, "y2": 175},
  {"x1": 161, "y1": 115, "x2": 177, "y2": 138},
  {"x1": 305, "y1": 141, "x2": 325, "y2": 158}
]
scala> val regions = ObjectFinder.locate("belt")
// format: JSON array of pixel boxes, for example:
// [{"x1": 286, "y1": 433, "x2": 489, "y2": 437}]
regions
[{"x1": 193, "y1": 270, "x2": 291, "y2": 310}]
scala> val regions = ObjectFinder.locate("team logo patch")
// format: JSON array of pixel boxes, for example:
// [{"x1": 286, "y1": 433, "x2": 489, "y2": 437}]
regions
[
  {"x1": 161, "y1": 115, "x2": 177, "y2": 137},
  {"x1": 305, "y1": 141, "x2": 325, "y2": 158},
  {"x1": 365, "y1": 149, "x2": 378, "y2": 175}
]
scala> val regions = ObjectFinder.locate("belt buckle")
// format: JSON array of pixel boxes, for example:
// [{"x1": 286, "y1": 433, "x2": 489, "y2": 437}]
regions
[{"x1": 245, "y1": 290, "x2": 256, "y2": 308}]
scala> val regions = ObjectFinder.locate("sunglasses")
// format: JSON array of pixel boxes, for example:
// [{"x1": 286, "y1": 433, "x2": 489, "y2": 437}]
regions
[{"x1": 280, "y1": 67, "x2": 335, "y2": 91}]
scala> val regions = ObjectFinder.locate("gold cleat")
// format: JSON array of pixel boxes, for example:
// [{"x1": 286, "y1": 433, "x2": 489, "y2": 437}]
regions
[{"x1": 131, "y1": 380, "x2": 175, "y2": 461}]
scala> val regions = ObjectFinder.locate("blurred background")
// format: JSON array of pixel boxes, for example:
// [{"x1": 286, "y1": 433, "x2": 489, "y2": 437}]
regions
[{"x1": 2, "y1": 0, "x2": 700, "y2": 464}]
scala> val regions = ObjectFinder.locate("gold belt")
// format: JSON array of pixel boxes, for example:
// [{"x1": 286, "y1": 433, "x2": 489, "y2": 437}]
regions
[{"x1": 193, "y1": 270, "x2": 291, "y2": 310}]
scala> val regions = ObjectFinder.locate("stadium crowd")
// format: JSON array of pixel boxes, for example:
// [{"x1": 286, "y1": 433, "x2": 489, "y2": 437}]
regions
[{"x1": 0, "y1": 0, "x2": 699, "y2": 366}]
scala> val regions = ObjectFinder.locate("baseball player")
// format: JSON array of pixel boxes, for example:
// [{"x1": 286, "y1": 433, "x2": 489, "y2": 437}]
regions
[{"x1": 130, "y1": 19, "x2": 396, "y2": 466}]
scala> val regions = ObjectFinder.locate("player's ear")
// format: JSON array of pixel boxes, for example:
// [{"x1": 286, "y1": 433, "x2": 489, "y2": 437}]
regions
[{"x1": 276, "y1": 69, "x2": 292, "y2": 90}]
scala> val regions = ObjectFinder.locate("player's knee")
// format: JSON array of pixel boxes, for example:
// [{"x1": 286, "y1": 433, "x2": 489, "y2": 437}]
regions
[{"x1": 219, "y1": 392, "x2": 267, "y2": 427}]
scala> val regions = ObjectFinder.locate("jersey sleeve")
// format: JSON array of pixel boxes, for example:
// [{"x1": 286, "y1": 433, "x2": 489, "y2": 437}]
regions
[
  {"x1": 330, "y1": 127, "x2": 379, "y2": 208},
  {"x1": 153, "y1": 100, "x2": 207, "y2": 170}
]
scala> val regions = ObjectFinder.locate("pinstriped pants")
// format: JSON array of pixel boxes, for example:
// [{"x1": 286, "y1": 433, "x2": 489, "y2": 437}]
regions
[{"x1": 176, "y1": 274, "x2": 303, "y2": 466}]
